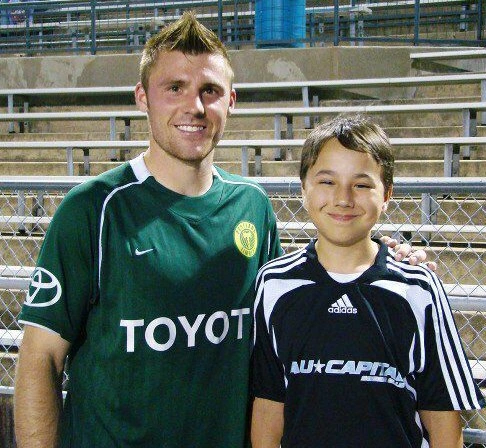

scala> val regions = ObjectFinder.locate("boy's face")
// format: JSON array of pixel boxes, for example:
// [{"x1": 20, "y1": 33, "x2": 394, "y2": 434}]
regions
[{"x1": 302, "y1": 138, "x2": 391, "y2": 249}]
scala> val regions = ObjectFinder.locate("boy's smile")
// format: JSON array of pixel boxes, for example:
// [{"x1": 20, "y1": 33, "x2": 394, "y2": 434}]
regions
[{"x1": 302, "y1": 137, "x2": 391, "y2": 250}]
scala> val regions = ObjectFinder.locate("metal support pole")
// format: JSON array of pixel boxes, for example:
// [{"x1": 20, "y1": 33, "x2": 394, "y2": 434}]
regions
[
  {"x1": 110, "y1": 117, "x2": 117, "y2": 161},
  {"x1": 7, "y1": 94, "x2": 14, "y2": 133},
  {"x1": 90, "y1": 0, "x2": 97, "y2": 55},
  {"x1": 241, "y1": 146, "x2": 249, "y2": 177},
  {"x1": 83, "y1": 149, "x2": 90, "y2": 176},
  {"x1": 23, "y1": 100, "x2": 30, "y2": 133},
  {"x1": 122, "y1": 118, "x2": 131, "y2": 161},
  {"x1": 274, "y1": 114, "x2": 282, "y2": 160},
  {"x1": 333, "y1": 0, "x2": 340, "y2": 46},
  {"x1": 17, "y1": 190, "x2": 26, "y2": 234},
  {"x1": 420, "y1": 193, "x2": 437, "y2": 243},
  {"x1": 255, "y1": 148, "x2": 262, "y2": 176},
  {"x1": 217, "y1": 0, "x2": 223, "y2": 41},
  {"x1": 444, "y1": 143, "x2": 460, "y2": 177},
  {"x1": 462, "y1": 109, "x2": 476, "y2": 159},
  {"x1": 460, "y1": 5, "x2": 467, "y2": 31},
  {"x1": 477, "y1": 0, "x2": 483, "y2": 41},
  {"x1": 413, "y1": 0, "x2": 420, "y2": 46},
  {"x1": 349, "y1": 11, "x2": 356, "y2": 46},
  {"x1": 481, "y1": 80, "x2": 486, "y2": 125},
  {"x1": 302, "y1": 86, "x2": 310, "y2": 129},
  {"x1": 313, "y1": 95, "x2": 319, "y2": 127},
  {"x1": 285, "y1": 115, "x2": 293, "y2": 161},
  {"x1": 67, "y1": 147, "x2": 74, "y2": 176}
]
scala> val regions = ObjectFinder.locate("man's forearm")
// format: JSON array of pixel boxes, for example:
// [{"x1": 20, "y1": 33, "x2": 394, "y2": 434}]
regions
[{"x1": 14, "y1": 352, "x2": 64, "y2": 448}]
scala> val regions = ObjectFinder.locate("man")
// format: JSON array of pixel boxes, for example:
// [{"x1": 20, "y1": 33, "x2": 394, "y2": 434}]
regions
[{"x1": 14, "y1": 13, "x2": 429, "y2": 448}]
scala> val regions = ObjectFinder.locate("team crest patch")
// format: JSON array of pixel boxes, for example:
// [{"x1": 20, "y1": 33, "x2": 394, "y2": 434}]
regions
[
  {"x1": 25, "y1": 267, "x2": 62, "y2": 307},
  {"x1": 234, "y1": 221, "x2": 258, "y2": 258}
]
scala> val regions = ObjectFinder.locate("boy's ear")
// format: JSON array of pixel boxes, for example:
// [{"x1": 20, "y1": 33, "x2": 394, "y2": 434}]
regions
[
  {"x1": 382, "y1": 185, "x2": 393, "y2": 211},
  {"x1": 301, "y1": 185, "x2": 308, "y2": 211}
]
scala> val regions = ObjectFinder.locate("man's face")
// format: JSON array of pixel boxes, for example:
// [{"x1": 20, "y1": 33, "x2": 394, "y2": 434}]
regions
[
  {"x1": 135, "y1": 50, "x2": 236, "y2": 164},
  {"x1": 302, "y1": 138, "x2": 391, "y2": 249}
]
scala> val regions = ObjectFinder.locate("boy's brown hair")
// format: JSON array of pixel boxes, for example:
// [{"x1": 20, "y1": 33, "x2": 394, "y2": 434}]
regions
[
  {"x1": 300, "y1": 115, "x2": 394, "y2": 192},
  {"x1": 139, "y1": 11, "x2": 234, "y2": 92}
]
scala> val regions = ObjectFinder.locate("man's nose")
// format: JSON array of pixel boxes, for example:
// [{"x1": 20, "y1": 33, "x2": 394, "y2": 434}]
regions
[{"x1": 185, "y1": 92, "x2": 205, "y2": 116}]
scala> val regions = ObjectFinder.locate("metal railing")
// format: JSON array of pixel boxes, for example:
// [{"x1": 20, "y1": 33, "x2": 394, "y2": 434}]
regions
[
  {"x1": 0, "y1": 176, "x2": 485, "y2": 443},
  {"x1": 0, "y1": 0, "x2": 484, "y2": 56}
]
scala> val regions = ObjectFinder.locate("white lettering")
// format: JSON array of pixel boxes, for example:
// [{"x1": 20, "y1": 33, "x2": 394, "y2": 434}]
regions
[
  {"x1": 291, "y1": 361, "x2": 300, "y2": 374},
  {"x1": 205, "y1": 311, "x2": 229, "y2": 344},
  {"x1": 325, "y1": 360, "x2": 344, "y2": 374},
  {"x1": 178, "y1": 314, "x2": 205, "y2": 347},
  {"x1": 299, "y1": 360, "x2": 314, "y2": 373},
  {"x1": 341, "y1": 360, "x2": 356, "y2": 374},
  {"x1": 120, "y1": 319, "x2": 144, "y2": 352},
  {"x1": 355, "y1": 361, "x2": 373, "y2": 374},
  {"x1": 145, "y1": 317, "x2": 177, "y2": 351},
  {"x1": 231, "y1": 308, "x2": 250, "y2": 339}
]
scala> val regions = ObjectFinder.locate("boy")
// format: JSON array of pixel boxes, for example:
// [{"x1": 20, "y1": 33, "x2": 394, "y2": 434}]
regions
[{"x1": 251, "y1": 115, "x2": 485, "y2": 448}]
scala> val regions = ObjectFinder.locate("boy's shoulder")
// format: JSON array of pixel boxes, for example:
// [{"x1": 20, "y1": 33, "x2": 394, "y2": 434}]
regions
[
  {"x1": 380, "y1": 244, "x2": 442, "y2": 293},
  {"x1": 256, "y1": 247, "x2": 309, "y2": 283}
]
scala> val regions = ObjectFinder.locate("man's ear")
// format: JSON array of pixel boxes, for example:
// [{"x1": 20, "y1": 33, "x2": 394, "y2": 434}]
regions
[
  {"x1": 228, "y1": 88, "x2": 236, "y2": 115},
  {"x1": 134, "y1": 82, "x2": 148, "y2": 113}
]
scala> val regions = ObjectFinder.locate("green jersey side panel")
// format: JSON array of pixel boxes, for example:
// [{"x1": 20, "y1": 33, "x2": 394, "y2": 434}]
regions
[{"x1": 19, "y1": 155, "x2": 282, "y2": 448}]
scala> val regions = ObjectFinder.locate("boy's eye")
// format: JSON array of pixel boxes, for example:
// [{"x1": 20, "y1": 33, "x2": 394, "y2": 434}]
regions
[
  {"x1": 203, "y1": 87, "x2": 216, "y2": 95},
  {"x1": 356, "y1": 184, "x2": 372, "y2": 189},
  {"x1": 318, "y1": 179, "x2": 333, "y2": 185}
]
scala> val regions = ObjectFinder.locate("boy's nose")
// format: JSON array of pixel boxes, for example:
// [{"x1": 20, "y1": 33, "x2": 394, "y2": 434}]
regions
[{"x1": 334, "y1": 186, "x2": 354, "y2": 207}]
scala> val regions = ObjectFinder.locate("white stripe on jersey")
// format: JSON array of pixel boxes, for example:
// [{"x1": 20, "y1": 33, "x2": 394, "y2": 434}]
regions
[
  {"x1": 211, "y1": 166, "x2": 267, "y2": 197},
  {"x1": 253, "y1": 249, "x2": 309, "y2": 344},
  {"x1": 370, "y1": 279, "x2": 430, "y2": 373},
  {"x1": 98, "y1": 180, "x2": 145, "y2": 288},
  {"x1": 386, "y1": 256, "x2": 481, "y2": 409},
  {"x1": 99, "y1": 156, "x2": 151, "y2": 290},
  {"x1": 414, "y1": 411, "x2": 429, "y2": 448}
]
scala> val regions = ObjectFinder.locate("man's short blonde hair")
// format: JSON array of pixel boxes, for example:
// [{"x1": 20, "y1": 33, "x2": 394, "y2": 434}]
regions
[{"x1": 139, "y1": 11, "x2": 234, "y2": 92}]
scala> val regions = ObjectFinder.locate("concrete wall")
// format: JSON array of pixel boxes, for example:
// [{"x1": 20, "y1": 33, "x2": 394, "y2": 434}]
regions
[{"x1": 0, "y1": 46, "x2": 414, "y2": 89}]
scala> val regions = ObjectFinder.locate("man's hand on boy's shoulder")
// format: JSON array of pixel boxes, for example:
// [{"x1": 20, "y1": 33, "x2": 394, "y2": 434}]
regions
[{"x1": 380, "y1": 236, "x2": 437, "y2": 272}]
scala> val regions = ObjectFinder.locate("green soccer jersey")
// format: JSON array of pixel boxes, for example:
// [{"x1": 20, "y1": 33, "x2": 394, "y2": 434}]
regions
[{"x1": 19, "y1": 154, "x2": 282, "y2": 447}]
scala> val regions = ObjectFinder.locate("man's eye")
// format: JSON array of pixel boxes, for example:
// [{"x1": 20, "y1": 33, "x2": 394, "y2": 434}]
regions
[
  {"x1": 319, "y1": 179, "x2": 333, "y2": 185},
  {"x1": 170, "y1": 85, "x2": 180, "y2": 92},
  {"x1": 203, "y1": 87, "x2": 215, "y2": 95},
  {"x1": 356, "y1": 184, "x2": 371, "y2": 189}
]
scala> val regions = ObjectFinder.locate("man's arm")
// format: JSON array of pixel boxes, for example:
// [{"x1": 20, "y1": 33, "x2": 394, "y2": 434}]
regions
[
  {"x1": 14, "y1": 325, "x2": 71, "y2": 448},
  {"x1": 418, "y1": 410, "x2": 463, "y2": 448},
  {"x1": 251, "y1": 397, "x2": 284, "y2": 448}
]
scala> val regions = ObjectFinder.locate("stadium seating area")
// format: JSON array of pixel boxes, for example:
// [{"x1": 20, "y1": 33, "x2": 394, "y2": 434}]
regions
[{"x1": 0, "y1": 2, "x2": 485, "y2": 447}]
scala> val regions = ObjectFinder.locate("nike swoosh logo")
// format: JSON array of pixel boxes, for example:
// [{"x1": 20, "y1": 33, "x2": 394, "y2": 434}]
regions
[{"x1": 135, "y1": 248, "x2": 154, "y2": 256}]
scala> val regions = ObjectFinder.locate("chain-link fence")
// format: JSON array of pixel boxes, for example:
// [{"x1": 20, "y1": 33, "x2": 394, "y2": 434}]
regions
[{"x1": 0, "y1": 176, "x2": 485, "y2": 444}]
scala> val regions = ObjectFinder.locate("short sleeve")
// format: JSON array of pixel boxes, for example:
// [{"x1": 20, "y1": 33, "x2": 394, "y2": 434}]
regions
[
  {"x1": 252, "y1": 273, "x2": 286, "y2": 403},
  {"x1": 265, "y1": 204, "x2": 283, "y2": 262},
  {"x1": 18, "y1": 184, "x2": 98, "y2": 343},
  {"x1": 416, "y1": 272, "x2": 485, "y2": 411}
]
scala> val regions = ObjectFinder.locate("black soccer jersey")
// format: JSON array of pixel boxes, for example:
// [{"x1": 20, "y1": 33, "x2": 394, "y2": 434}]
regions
[{"x1": 253, "y1": 240, "x2": 485, "y2": 448}]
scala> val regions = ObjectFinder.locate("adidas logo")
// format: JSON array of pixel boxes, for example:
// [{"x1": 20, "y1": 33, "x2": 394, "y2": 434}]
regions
[{"x1": 328, "y1": 294, "x2": 357, "y2": 314}]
